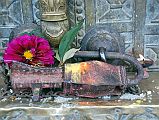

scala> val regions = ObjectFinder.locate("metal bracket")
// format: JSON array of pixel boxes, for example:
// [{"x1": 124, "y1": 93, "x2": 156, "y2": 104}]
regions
[{"x1": 31, "y1": 83, "x2": 42, "y2": 102}]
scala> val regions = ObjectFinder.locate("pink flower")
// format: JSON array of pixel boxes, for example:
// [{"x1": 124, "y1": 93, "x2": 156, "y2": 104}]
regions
[{"x1": 3, "y1": 34, "x2": 54, "y2": 66}]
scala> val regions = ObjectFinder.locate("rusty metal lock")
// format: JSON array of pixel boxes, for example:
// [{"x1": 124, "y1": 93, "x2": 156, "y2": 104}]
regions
[{"x1": 63, "y1": 25, "x2": 144, "y2": 98}]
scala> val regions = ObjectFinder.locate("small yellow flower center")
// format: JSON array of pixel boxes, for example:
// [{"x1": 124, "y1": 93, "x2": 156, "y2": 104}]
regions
[{"x1": 23, "y1": 50, "x2": 33, "y2": 60}]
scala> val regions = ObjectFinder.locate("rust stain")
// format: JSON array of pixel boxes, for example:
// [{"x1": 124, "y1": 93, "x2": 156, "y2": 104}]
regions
[
  {"x1": 65, "y1": 60, "x2": 126, "y2": 86},
  {"x1": 10, "y1": 61, "x2": 63, "y2": 89},
  {"x1": 65, "y1": 63, "x2": 81, "y2": 83},
  {"x1": 80, "y1": 62, "x2": 89, "y2": 75},
  {"x1": 65, "y1": 62, "x2": 96, "y2": 84},
  {"x1": 80, "y1": 62, "x2": 95, "y2": 84}
]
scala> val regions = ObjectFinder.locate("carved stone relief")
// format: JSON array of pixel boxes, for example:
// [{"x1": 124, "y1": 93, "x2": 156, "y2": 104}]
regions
[
  {"x1": 32, "y1": 0, "x2": 41, "y2": 24},
  {"x1": 144, "y1": 0, "x2": 159, "y2": 70},
  {"x1": 0, "y1": 0, "x2": 159, "y2": 70},
  {"x1": 68, "y1": 0, "x2": 134, "y2": 53},
  {"x1": 0, "y1": 0, "x2": 33, "y2": 53},
  {"x1": 95, "y1": 0, "x2": 134, "y2": 53}
]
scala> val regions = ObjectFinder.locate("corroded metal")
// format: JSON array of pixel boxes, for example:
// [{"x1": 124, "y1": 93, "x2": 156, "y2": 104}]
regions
[
  {"x1": 64, "y1": 60, "x2": 126, "y2": 97},
  {"x1": 38, "y1": 0, "x2": 69, "y2": 47},
  {"x1": 7, "y1": 23, "x2": 144, "y2": 100},
  {"x1": 10, "y1": 61, "x2": 63, "y2": 90},
  {"x1": 74, "y1": 51, "x2": 144, "y2": 85},
  {"x1": 9, "y1": 60, "x2": 127, "y2": 99},
  {"x1": 63, "y1": 83, "x2": 123, "y2": 98},
  {"x1": 81, "y1": 25, "x2": 125, "y2": 53},
  {"x1": 77, "y1": 25, "x2": 144, "y2": 85},
  {"x1": 65, "y1": 61, "x2": 126, "y2": 86}
]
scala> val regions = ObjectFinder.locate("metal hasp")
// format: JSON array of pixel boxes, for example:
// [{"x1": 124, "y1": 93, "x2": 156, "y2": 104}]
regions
[
  {"x1": 74, "y1": 25, "x2": 144, "y2": 85},
  {"x1": 31, "y1": 83, "x2": 42, "y2": 102}
]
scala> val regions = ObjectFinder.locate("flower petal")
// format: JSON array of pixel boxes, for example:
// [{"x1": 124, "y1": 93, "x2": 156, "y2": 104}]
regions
[
  {"x1": 3, "y1": 34, "x2": 55, "y2": 66},
  {"x1": 7, "y1": 39, "x2": 24, "y2": 54},
  {"x1": 3, "y1": 53, "x2": 25, "y2": 63}
]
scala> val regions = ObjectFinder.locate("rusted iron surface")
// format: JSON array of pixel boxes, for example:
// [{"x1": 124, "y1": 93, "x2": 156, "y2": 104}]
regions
[
  {"x1": 63, "y1": 83, "x2": 124, "y2": 98},
  {"x1": 74, "y1": 51, "x2": 144, "y2": 85},
  {"x1": 81, "y1": 25, "x2": 124, "y2": 54},
  {"x1": 64, "y1": 61, "x2": 127, "y2": 97},
  {"x1": 8, "y1": 59, "x2": 142, "y2": 99},
  {"x1": 65, "y1": 61, "x2": 127, "y2": 86},
  {"x1": 74, "y1": 25, "x2": 143, "y2": 85},
  {"x1": 10, "y1": 61, "x2": 63, "y2": 90}
]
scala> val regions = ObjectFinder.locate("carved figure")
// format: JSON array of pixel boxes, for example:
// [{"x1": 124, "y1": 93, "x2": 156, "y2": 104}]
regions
[{"x1": 38, "y1": 0, "x2": 69, "y2": 47}]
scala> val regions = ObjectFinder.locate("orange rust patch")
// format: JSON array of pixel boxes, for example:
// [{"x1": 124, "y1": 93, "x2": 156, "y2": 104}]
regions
[{"x1": 80, "y1": 62, "x2": 90, "y2": 74}]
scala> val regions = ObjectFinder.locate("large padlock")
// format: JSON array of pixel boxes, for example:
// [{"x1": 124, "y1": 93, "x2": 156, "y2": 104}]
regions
[{"x1": 63, "y1": 25, "x2": 144, "y2": 97}]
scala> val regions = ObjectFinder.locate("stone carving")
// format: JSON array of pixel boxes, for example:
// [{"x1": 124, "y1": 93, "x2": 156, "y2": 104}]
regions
[
  {"x1": 0, "y1": 0, "x2": 158, "y2": 70},
  {"x1": 32, "y1": 0, "x2": 40, "y2": 24},
  {"x1": 67, "y1": 0, "x2": 85, "y2": 47},
  {"x1": 95, "y1": 0, "x2": 134, "y2": 53},
  {"x1": 144, "y1": 0, "x2": 159, "y2": 70},
  {"x1": 1, "y1": 107, "x2": 159, "y2": 120},
  {"x1": 0, "y1": 0, "x2": 33, "y2": 53},
  {"x1": 38, "y1": 0, "x2": 69, "y2": 48},
  {"x1": 68, "y1": 0, "x2": 134, "y2": 51}
]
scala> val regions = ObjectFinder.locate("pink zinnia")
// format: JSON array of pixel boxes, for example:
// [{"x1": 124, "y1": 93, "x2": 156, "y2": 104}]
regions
[{"x1": 3, "y1": 34, "x2": 54, "y2": 66}]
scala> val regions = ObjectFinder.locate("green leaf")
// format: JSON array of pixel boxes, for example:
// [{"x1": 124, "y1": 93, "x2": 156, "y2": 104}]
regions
[
  {"x1": 63, "y1": 48, "x2": 80, "y2": 63},
  {"x1": 55, "y1": 50, "x2": 60, "y2": 62},
  {"x1": 59, "y1": 19, "x2": 84, "y2": 61}
]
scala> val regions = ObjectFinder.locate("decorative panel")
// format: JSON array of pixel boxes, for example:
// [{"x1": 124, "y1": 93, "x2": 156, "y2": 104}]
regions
[
  {"x1": 68, "y1": 0, "x2": 135, "y2": 53},
  {"x1": 32, "y1": 0, "x2": 41, "y2": 24},
  {"x1": 96, "y1": 0, "x2": 134, "y2": 23},
  {"x1": 144, "y1": 0, "x2": 159, "y2": 71},
  {"x1": 67, "y1": 0, "x2": 86, "y2": 47},
  {"x1": 95, "y1": 0, "x2": 134, "y2": 53},
  {"x1": 0, "y1": 0, "x2": 33, "y2": 53}
]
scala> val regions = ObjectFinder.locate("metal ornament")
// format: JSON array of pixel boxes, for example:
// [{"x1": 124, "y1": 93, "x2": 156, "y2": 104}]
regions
[{"x1": 38, "y1": 0, "x2": 69, "y2": 47}]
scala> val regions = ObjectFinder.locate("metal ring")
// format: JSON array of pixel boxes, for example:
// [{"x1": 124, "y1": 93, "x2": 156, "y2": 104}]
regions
[{"x1": 99, "y1": 47, "x2": 107, "y2": 62}]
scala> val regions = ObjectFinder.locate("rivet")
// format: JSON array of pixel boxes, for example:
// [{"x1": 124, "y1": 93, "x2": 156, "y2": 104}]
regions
[
  {"x1": 76, "y1": 9, "x2": 83, "y2": 14},
  {"x1": 77, "y1": 16, "x2": 83, "y2": 21},
  {"x1": 76, "y1": 1, "x2": 82, "y2": 6}
]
